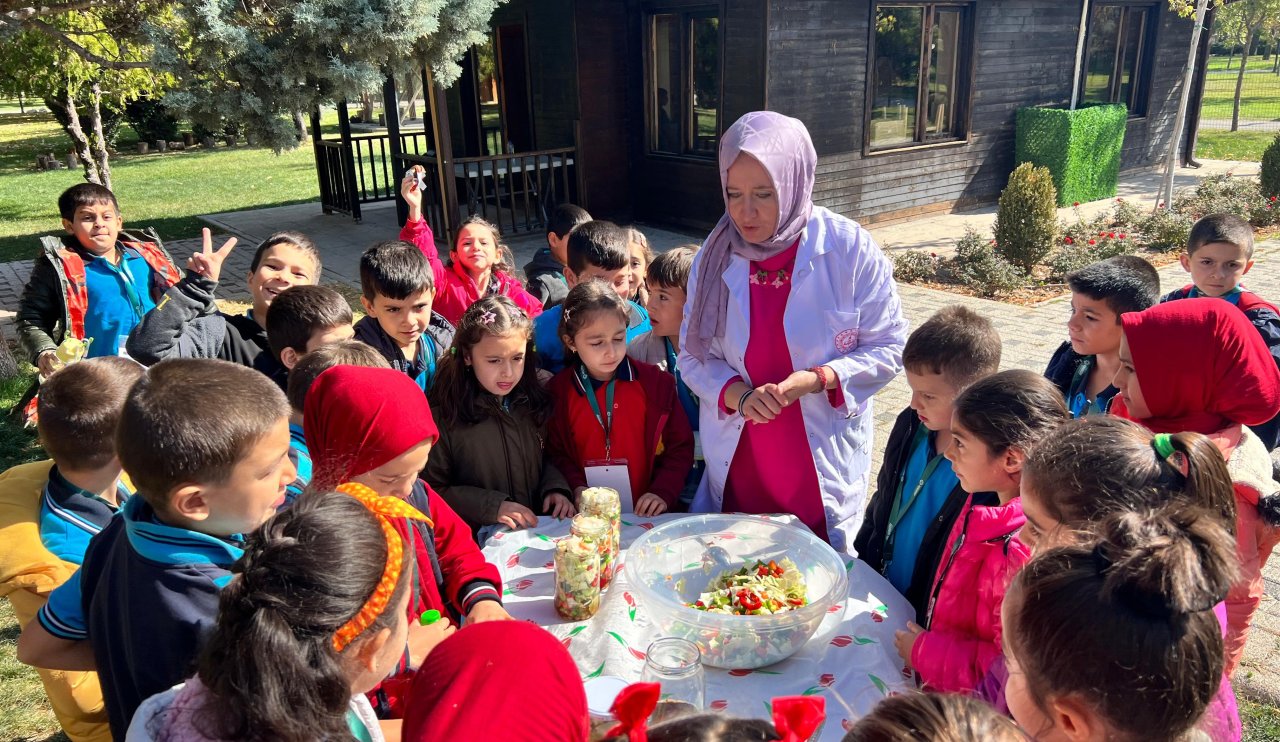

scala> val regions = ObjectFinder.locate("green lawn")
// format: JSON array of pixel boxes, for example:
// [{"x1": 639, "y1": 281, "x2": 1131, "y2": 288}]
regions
[
  {"x1": 0, "y1": 109, "x2": 341, "y2": 263},
  {"x1": 1196, "y1": 130, "x2": 1278, "y2": 161},
  {"x1": 1244, "y1": 697, "x2": 1280, "y2": 742},
  {"x1": 1202, "y1": 54, "x2": 1280, "y2": 122}
]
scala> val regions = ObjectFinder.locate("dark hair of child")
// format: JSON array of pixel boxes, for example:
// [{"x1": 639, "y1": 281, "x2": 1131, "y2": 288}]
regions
[
  {"x1": 249, "y1": 231, "x2": 322, "y2": 274},
  {"x1": 605, "y1": 714, "x2": 780, "y2": 742},
  {"x1": 285, "y1": 339, "x2": 390, "y2": 412},
  {"x1": 1007, "y1": 507, "x2": 1237, "y2": 742},
  {"x1": 58, "y1": 183, "x2": 119, "y2": 221},
  {"x1": 647, "y1": 245, "x2": 700, "y2": 291},
  {"x1": 429, "y1": 295, "x2": 551, "y2": 429},
  {"x1": 360, "y1": 240, "x2": 434, "y2": 301},
  {"x1": 547, "y1": 203, "x2": 591, "y2": 240},
  {"x1": 841, "y1": 692, "x2": 1024, "y2": 742},
  {"x1": 1066, "y1": 255, "x2": 1160, "y2": 317},
  {"x1": 116, "y1": 358, "x2": 289, "y2": 508},
  {"x1": 900, "y1": 305, "x2": 1002, "y2": 388},
  {"x1": 452, "y1": 214, "x2": 514, "y2": 275},
  {"x1": 194, "y1": 490, "x2": 412, "y2": 741},
  {"x1": 558, "y1": 279, "x2": 630, "y2": 361},
  {"x1": 1023, "y1": 416, "x2": 1236, "y2": 536},
  {"x1": 567, "y1": 220, "x2": 630, "y2": 276},
  {"x1": 953, "y1": 369, "x2": 1067, "y2": 455},
  {"x1": 37, "y1": 357, "x2": 144, "y2": 470},
  {"x1": 265, "y1": 285, "x2": 354, "y2": 359},
  {"x1": 1188, "y1": 212, "x2": 1254, "y2": 259}
]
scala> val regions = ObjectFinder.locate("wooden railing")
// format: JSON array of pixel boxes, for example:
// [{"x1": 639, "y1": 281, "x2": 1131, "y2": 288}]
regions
[{"x1": 397, "y1": 146, "x2": 579, "y2": 240}]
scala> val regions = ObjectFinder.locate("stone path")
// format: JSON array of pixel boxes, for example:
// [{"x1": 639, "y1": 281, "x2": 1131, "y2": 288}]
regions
[{"x1": 1, "y1": 175, "x2": 1277, "y2": 704}]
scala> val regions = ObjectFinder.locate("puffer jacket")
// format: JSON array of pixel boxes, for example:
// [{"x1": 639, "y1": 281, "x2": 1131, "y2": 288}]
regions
[
  {"x1": 911, "y1": 492, "x2": 1029, "y2": 693},
  {"x1": 399, "y1": 218, "x2": 544, "y2": 326},
  {"x1": 0, "y1": 461, "x2": 110, "y2": 742},
  {"x1": 422, "y1": 396, "x2": 571, "y2": 533},
  {"x1": 1220, "y1": 425, "x2": 1280, "y2": 677},
  {"x1": 523, "y1": 247, "x2": 568, "y2": 309}
]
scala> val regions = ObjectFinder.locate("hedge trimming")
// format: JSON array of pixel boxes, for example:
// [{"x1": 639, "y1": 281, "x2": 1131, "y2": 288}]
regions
[{"x1": 1015, "y1": 104, "x2": 1127, "y2": 207}]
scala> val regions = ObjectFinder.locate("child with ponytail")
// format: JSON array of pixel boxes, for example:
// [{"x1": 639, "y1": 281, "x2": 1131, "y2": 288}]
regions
[
  {"x1": 1014, "y1": 415, "x2": 1241, "y2": 741},
  {"x1": 1003, "y1": 507, "x2": 1238, "y2": 742},
  {"x1": 894, "y1": 370, "x2": 1067, "y2": 694},
  {"x1": 1111, "y1": 298, "x2": 1280, "y2": 675},
  {"x1": 425, "y1": 296, "x2": 574, "y2": 537},
  {"x1": 128, "y1": 488, "x2": 431, "y2": 741}
]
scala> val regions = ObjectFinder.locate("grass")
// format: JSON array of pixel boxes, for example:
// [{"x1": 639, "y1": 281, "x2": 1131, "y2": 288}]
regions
[
  {"x1": 0, "y1": 108, "x2": 346, "y2": 264},
  {"x1": 1202, "y1": 54, "x2": 1280, "y2": 123},
  {"x1": 1243, "y1": 697, "x2": 1280, "y2": 742},
  {"x1": 1196, "y1": 130, "x2": 1278, "y2": 161}
]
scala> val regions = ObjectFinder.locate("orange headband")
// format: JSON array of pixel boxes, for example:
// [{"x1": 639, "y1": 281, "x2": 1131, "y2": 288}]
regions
[{"x1": 331, "y1": 482, "x2": 434, "y2": 652}]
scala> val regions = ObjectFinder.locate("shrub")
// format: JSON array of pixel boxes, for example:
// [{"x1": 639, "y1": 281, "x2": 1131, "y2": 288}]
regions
[
  {"x1": 1174, "y1": 174, "x2": 1260, "y2": 222},
  {"x1": 1112, "y1": 198, "x2": 1144, "y2": 231},
  {"x1": 1262, "y1": 134, "x2": 1280, "y2": 200},
  {"x1": 1015, "y1": 104, "x2": 1127, "y2": 205},
  {"x1": 891, "y1": 250, "x2": 941, "y2": 283},
  {"x1": 994, "y1": 163, "x2": 1059, "y2": 274},
  {"x1": 1059, "y1": 204, "x2": 1137, "y2": 261},
  {"x1": 1139, "y1": 209, "x2": 1193, "y2": 252},
  {"x1": 950, "y1": 227, "x2": 1024, "y2": 297},
  {"x1": 1046, "y1": 240, "x2": 1101, "y2": 282}
]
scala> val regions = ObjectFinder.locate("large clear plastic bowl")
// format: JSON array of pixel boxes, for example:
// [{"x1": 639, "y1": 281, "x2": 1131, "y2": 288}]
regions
[{"x1": 626, "y1": 514, "x2": 848, "y2": 669}]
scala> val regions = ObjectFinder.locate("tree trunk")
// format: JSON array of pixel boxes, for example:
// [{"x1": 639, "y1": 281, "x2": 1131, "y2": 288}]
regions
[
  {"x1": 1160, "y1": 0, "x2": 1210, "y2": 211},
  {"x1": 17, "y1": 91, "x2": 24, "y2": 114},
  {"x1": 88, "y1": 84, "x2": 112, "y2": 191},
  {"x1": 56, "y1": 88, "x2": 106, "y2": 187},
  {"x1": 293, "y1": 110, "x2": 307, "y2": 142},
  {"x1": 1232, "y1": 26, "x2": 1257, "y2": 131}
]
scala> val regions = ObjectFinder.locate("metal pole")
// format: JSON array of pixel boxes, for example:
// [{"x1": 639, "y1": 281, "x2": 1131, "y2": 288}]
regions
[
  {"x1": 1070, "y1": 0, "x2": 1091, "y2": 110},
  {"x1": 1160, "y1": 0, "x2": 1211, "y2": 211},
  {"x1": 384, "y1": 73, "x2": 408, "y2": 226}
]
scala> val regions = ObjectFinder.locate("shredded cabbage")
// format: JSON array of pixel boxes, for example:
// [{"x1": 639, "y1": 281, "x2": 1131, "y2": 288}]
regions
[{"x1": 687, "y1": 558, "x2": 808, "y2": 615}]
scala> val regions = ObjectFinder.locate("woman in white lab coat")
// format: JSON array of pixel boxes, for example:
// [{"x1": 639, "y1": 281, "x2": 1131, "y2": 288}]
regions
[{"x1": 679, "y1": 111, "x2": 907, "y2": 552}]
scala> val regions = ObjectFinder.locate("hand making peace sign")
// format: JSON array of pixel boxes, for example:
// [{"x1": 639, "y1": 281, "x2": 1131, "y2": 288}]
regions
[{"x1": 186, "y1": 227, "x2": 239, "y2": 284}]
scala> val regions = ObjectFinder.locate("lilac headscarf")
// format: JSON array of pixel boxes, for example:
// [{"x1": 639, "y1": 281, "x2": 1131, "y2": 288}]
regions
[{"x1": 686, "y1": 111, "x2": 817, "y2": 362}]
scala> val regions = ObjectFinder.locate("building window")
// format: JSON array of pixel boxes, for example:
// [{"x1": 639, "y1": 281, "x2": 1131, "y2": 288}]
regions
[
  {"x1": 868, "y1": 3, "x2": 973, "y2": 151},
  {"x1": 1081, "y1": 3, "x2": 1155, "y2": 116},
  {"x1": 648, "y1": 9, "x2": 721, "y2": 157}
]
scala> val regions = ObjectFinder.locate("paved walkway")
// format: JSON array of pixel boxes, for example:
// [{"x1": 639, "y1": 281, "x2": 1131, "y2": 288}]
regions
[{"x1": 1, "y1": 166, "x2": 1277, "y2": 704}]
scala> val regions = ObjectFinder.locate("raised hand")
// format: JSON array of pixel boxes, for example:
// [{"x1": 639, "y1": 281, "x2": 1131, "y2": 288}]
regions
[
  {"x1": 400, "y1": 166, "x2": 426, "y2": 218},
  {"x1": 186, "y1": 227, "x2": 238, "y2": 284}
]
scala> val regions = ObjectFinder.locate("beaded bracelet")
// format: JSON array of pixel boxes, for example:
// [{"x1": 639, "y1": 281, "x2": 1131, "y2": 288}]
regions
[{"x1": 809, "y1": 366, "x2": 829, "y2": 393}]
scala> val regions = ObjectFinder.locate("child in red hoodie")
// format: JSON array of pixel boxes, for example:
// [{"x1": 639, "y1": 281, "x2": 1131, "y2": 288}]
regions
[
  {"x1": 894, "y1": 370, "x2": 1067, "y2": 693},
  {"x1": 304, "y1": 365, "x2": 506, "y2": 716}
]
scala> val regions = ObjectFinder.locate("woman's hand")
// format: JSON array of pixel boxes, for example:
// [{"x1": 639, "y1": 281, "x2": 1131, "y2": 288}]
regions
[
  {"x1": 741, "y1": 384, "x2": 787, "y2": 424},
  {"x1": 778, "y1": 369, "x2": 825, "y2": 404}
]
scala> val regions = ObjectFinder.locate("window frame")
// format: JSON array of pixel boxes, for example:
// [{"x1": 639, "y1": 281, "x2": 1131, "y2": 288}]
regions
[
  {"x1": 1078, "y1": 1, "x2": 1159, "y2": 118},
  {"x1": 643, "y1": 5, "x2": 724, "y2": 160},
  {"x1": 863, "y1": 1, "x2": 977, "y2": 156}
]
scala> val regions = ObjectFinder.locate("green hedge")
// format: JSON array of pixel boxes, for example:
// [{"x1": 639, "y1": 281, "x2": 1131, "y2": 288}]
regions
[{"x1": 1015, "y1": 104, "x2": 1127, "y2": 206}]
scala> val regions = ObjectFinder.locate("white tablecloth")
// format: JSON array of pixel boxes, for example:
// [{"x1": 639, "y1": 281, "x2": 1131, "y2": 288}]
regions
[{"x1": 482, "y1": 513, "x2": 913, "y2": 739}]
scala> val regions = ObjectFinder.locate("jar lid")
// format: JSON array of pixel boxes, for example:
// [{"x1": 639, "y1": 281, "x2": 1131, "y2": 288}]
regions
[{"x1": 583, "y1": 675, "x2": 630, "y2": 718}]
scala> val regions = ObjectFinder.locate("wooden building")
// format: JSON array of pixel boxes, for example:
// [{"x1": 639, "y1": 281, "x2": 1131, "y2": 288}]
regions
[{"x1": 315, "y1": 1, "x2": 1196, "y2": 235}]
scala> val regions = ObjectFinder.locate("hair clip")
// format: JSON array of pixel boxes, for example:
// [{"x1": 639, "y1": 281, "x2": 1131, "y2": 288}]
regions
[
  {"x1": 1151, "y1": 433, "x2": 1190, "y2": 477},
  {"x1": 450, "y1": 347, "x2": 457, "y2": 356},
  {"x1": 480, "y1": 310, "x2": 497, "y2": 325},
  {"x1": 606, "y1": 682, "x2": 660, "y2": 742}
]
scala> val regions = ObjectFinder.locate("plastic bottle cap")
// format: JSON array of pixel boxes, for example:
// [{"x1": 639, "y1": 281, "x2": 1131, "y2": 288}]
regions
[{"x1": 419, "y1": 609, "x2": 442, "y2": 626}]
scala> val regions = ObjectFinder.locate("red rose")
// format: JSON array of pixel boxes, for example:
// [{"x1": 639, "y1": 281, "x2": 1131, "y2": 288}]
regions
[
  {"x1": 1073, "y1": 201, "x2": 1080, "y2": 207},
  {"x1": 1064, "y1": 236, "x2": 1074, "y2": 245},
  {"x1": 1119, "y1": 233, "x2": 1127, "y2": 239},
  {"x1": 1108, "y1": 232, "x2": 1116, "y2": 238},
  {"x1": 1088, "y1": 239, "x2": 1096, "y2": 245},
  {"x1": 930, "y1": 252, "x2": 937, "y2": 258}
]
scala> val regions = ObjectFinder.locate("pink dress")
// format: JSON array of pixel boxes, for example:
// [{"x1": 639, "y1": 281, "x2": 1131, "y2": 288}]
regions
[{"x1": 722, "y1": 241, "x2": 828, "y2": 541}]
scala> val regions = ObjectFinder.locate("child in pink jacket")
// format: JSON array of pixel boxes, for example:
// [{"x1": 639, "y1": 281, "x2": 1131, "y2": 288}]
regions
[
  {"x1": 894, "y1": 370, "x2": 1067, "y2": 693},
  {"x1": 398, "y1": 166, "x2": 544, "y2": 326}
]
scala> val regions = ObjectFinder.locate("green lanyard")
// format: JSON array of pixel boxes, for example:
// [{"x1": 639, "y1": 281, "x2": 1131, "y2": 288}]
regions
[
  {"x1": 577, "y1": 365, "x2": 616, "y2": 459},
  {"x1": 884, "y1": 426, "x2": 946, "y2": 566}
]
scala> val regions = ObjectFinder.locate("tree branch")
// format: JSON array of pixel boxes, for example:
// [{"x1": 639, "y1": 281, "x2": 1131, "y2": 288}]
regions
[
  {"x1": 22, "y1": 17, "x2": 150, "y2": 69},
  {"x1": 1, "y1": 0, "x2": 114, "y2": 23}
]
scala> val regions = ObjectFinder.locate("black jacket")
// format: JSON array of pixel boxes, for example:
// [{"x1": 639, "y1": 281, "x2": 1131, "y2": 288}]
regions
[
  {"x1": 854, "y1": 406, "x2": 970, "y2": 622},
  {"x1": 1043, "y1": 341, "x2": 1118, "y2": 417},
  {"x1": 522, "y1": 248, "x2": 567, "y2": 309},
  {"x1": 126, "y1": 271, "x2": 287, "y2": 388}
]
